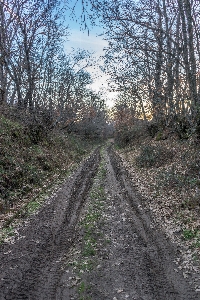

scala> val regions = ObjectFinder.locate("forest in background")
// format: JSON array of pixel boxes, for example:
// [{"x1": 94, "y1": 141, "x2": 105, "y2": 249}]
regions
[
  {"x1": 85, "y1": 0, "x2": 200, "y2": 144},
  {"x1": 0, "y1": 0, "x2": 111, "y2": 140},
  {"x1": 1, "y1": 0, "x2": 200, "y2": 142}
]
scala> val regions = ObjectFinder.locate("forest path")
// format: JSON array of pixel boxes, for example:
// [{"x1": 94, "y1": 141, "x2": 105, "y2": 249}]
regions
[{"x1": 0, "y1": 146, "x2": 199, "y2": 299}]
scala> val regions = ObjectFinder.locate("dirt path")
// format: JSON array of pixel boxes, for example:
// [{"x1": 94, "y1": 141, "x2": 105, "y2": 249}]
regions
[
  {"x1": 0, "y1": 146, "x2": 199, "y2": 299},
  {"x1": 0, "y1": 148, "x2": 100, "y2": 300}
]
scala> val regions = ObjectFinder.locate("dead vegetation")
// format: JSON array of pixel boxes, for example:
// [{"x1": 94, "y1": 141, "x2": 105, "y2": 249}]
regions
[
  {"x1": 116, "y1": 134, "x2": 200, "y2": 281},
  {"x1": 0, "y1": 113, "x2": 94, "y2": 230}
]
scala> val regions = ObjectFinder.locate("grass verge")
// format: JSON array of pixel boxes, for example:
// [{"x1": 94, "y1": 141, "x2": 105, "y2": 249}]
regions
[
  {"x1": 67, "y1": 148, "x2": 107, "y2": 300},
  {"x1": 0, "y1": 115, "x2": 96, "y2": 242}
]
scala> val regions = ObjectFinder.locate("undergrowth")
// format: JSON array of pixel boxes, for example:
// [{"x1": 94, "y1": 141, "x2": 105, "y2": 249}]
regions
[
  {"x1": 135, "y1": 144, "x2": 174, "y2": 168},
  {"x1": 117, "y1": 134, "x2": 200, "y2": 261},
  {"x1": 0, "y1": 115, "x2": 94, "y2": 227}
]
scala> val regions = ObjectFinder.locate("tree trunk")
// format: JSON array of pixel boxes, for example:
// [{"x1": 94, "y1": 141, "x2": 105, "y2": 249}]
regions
[
  {"x1": 177, "y1": 0, "x2": 198, "y2": 111},
  {"x1": 153, "y1": 1, "x2": 164, "y2": 123}
]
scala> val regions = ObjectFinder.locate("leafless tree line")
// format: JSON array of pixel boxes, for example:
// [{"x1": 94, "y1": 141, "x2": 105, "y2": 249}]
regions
[
  {"x1": 0, "y1": 0, "x2": 108, "y2": 138},
  {"x1": 85, "y1": 0, "x2": 200, "y2": 137}
]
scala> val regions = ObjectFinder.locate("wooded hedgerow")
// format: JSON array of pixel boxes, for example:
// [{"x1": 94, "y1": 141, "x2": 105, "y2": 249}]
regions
[
  {"x1": 0, "y1": 0, "x2": 108, "y2": 140},
  {"x1": 85, "y1": 0, "x2": 200, "y2": 140},
  {"x1": 1, "y1": 0, "x2": 200, "y2": 141}
]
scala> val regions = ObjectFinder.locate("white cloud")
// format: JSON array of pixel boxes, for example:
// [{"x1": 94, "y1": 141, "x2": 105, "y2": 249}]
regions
[
  {"x1": 64, "y1": 28, "x2": 117, "y2": 107},
  {"x1": 64, "y1": 29, "x2": 108, "y2": 54}
]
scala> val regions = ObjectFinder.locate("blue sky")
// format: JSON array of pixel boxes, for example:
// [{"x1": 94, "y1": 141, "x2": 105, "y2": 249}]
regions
[{"x1": 63, "y1": 1, "x2": 118, "y2": 107}]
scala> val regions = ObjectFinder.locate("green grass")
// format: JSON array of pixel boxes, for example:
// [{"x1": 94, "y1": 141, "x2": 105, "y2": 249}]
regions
[
  {"x1": 192, "y1": 241, "x2": 200, "y2": 248},
  {"x1": 78, "y1": 281, "x2": 86, "y2": 294},
  {"x1": 78, "y1": 281, "x2": 91, "y2": 300},
  {"x1": 0, "y1": 226, "x2": 14, "y2": 244},
  {"x1": 72, "y1": 148, "x2": 107, "y2": 299},
  {"x1": 26, "y1": 200, "x2": 41, "y2": 214},
  {"x1": 182, "y1": 228, "x2": 200, "y2": 248},
  {"x1": 82, "y1": 240, "x2": 96, "y2": 257},
  {"x1": 182, "y1": 228, "x2": 200, "y2": 249}
]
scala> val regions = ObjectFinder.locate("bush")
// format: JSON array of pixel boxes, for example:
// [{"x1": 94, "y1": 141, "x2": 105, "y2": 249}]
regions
[
  {"x1": 136, "y1": 145, "x2": 174, "y2": 168},
  {"x1": 182, "y1": 150, "x2": 200, "y2": 180},
  {"x1": 25, "y1": 123, "x2": 47, "y2": 144},
  {"x1": 115, "y1": 120, "x2": 148, "y2": 147},
  {"x1": 175, "y1": 116, "x2": 191, "y2": 139},
  {"x1": 115, "y1": 127, "x2": 131, "y2": 147},
  {"x1": 155, "y1": 130, "x2": 169, "y2": 141},
  {"x1": 147, "y1": 122, "x2": 159, "y2": 138}
]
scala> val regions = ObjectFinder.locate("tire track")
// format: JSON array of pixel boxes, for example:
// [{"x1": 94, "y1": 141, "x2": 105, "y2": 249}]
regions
[
  {"x1": 52, "y1": 146, "x2": 199, "y2": 300},
  {"x1": 106, "y1": 146, "x2": 199, "y2": 299},
  {"x1": 0, "y1": 145, "x2": 199, "y2": 300},
  {"x1": 0, "y1": 148, "x2": 100, "y2": 300}
]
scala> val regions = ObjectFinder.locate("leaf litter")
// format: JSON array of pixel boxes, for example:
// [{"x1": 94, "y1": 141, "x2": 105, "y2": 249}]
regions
[{"x1": 116, "y1": 137, "x2": 200, "y2": 293}]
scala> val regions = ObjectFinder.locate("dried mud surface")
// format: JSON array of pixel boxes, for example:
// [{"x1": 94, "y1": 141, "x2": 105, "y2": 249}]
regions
[{"x1": 0, "y1": 146, "x2": 199, "y2": 299}]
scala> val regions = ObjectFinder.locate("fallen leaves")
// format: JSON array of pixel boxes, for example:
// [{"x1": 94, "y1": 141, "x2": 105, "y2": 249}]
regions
[{"x1": 117, "y1": 137, "x2": 200, "y2": 291}]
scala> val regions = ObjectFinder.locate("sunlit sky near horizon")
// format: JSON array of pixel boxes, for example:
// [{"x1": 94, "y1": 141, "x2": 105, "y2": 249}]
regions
[{"x1": 63, "y1": 1, "x2": 118, "y2": 108}]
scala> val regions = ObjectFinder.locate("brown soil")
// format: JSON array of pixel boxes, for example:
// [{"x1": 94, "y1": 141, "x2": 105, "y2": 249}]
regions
[{"x1": 0, "y1": 146, "x2": 199, "y2": 299}]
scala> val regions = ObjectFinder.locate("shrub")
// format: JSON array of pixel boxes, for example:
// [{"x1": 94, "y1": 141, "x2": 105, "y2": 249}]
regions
[
  {"x1": 115, "y1": 127, "x2": 131, "y2": 147},
  {"x1": 36, "y1": 155, "x2": 53, "y2": 171},
  {"x1": 147, "y1": 122, "x2": 159, "y2": 138},
  {"x1": 186, "y1": 152, "x2": 200, "y2": 177},
  {"x1": 147, "y1": 118, "x2": 166, "y2": 138},
  {"x1": 155, "y1": 130, "x2": 169, "y2": 141},
  {"x1": 25, "y1": 123, "x2": 47, "y2": 144},
  {"x1": 175, "y1": 116, "x2": 191, "y2": 139},
  {"x1": 115, "y1": 120, "x2": 148, "y2": 147},
  {"x1": 136, "y1": 145, "x2": 174, "y2": 168}
]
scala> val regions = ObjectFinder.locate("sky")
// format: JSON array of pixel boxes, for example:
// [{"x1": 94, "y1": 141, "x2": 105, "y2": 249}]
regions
[{"x1": 63, "y1": 1, "x2": 118, "y2": 108}]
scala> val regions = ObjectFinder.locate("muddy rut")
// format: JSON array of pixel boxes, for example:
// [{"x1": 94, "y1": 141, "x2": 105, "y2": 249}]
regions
[{"x1": 0, "y1": 146, "x2": 199, "y2": 299}]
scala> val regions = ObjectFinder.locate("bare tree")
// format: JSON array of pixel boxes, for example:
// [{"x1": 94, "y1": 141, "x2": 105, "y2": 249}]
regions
[{"x1": 82, "y1": 0, "x2": 200, "y2": 137}]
